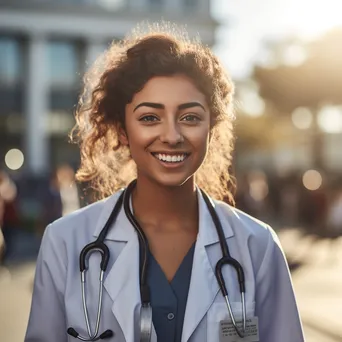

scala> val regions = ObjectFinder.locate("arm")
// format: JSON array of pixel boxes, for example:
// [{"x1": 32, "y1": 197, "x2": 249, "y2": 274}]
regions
[
  {"x1": 255, "y1": 227, "x2": 305, "y2": 342},
  {"x1": 25, "y1": 224, "x2": 68, "y2": 342}
]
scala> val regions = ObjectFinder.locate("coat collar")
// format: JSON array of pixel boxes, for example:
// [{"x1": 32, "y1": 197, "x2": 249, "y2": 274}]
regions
[
  {"x1": 92, "y1": 188, "x2": 234, "y2": 243},
  {"x1": 196, "y1": 189, "x2": 234, "y2": 244},
  {"x1": 92, "y1": 190, "x2": 136, "y2": 242}
]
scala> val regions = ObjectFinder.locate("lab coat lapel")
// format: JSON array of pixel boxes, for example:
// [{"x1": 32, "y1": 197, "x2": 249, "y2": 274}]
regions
[
  {"x1": 95, "y1": 192, "x2": 157, "y2": 342},
  {"x1": 105, "y1": 237, "x2": 140, "y2": 342},
  {"x1": 181, "y1": 191, "x2": 234, "y2": 342},
  {"x1": 98, "y1": 193, "x2": 141, "y2": 342}
]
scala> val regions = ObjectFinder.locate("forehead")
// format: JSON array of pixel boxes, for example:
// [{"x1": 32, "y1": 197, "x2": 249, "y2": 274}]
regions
[{"x1": 131, "y1": 74, "x2": 207, "y2": 106}]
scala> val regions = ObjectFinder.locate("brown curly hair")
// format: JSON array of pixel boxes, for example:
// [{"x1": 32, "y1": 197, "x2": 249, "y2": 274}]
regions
[{"x1": 71, "y1": 23, "x2": 236, "y2": 203}]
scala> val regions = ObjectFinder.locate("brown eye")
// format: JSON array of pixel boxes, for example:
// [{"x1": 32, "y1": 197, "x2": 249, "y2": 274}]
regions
[
  {"x1": 181, "y1": 114, "x2": 201, "y2": 122},
  {"x1": 139, "y1": 115, "x2": 159, "y2": 122}
]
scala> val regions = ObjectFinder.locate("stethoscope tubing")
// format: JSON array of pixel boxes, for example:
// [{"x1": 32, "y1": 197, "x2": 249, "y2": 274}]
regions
[
  {"x1": 68, "y1": 181, "x2": 247, "y2": 341},
  {"x1": 201, "y1": 189, "x2": 246, "y2": 338}
]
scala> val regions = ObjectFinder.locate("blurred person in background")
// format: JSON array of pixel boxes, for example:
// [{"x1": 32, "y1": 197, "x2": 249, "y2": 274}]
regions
[
  {"x1": 0, "y1": 188, "x2": 5, "y2": 261},
  {"x1": 56, "y1": 164, "x2": 80, "y2": 216},
  {"x1": 327, "y1": 184, "x2": 342, "y2": 238},
  {"x1": 25, "y1": 23, "x2": 304, "y2": 342},
  {"x1": 0, "y1": 170, "x2": 18, "y2": 262},
  {"x1": 40, "y1": 165, "x2": 80, "y2": 234}
]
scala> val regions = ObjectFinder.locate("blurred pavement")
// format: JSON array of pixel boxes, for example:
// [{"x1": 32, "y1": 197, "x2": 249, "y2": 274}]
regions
[
  {"x1": 0, "y1": 228, "x2": 341, "y2": 342},
  {"x1": 279, "y1": 229, "x2": 342, "y2": 342}
]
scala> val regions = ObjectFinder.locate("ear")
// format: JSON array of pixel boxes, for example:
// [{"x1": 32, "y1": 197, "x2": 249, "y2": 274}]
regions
[{"x1": 117, "y1": 124, "x2": 129, "y2": 146}]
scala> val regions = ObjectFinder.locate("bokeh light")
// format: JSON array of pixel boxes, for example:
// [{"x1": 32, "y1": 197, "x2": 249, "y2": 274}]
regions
[
  {"x1": 239, "y1": 90, "x2": 266, "y2": 117},
  {"x1": 291, "y1": 107, "x2": 313, "y2": 130},
  {"x1": 5, "y1": 148, "x2": 25, "y2": 170},
  {"x1": 248, "y1": 170, "x2": 269, "y2": 201},
  {"x1": 317, "y1": 106, "x2": 342, "y2": 134},
  {"x1": 302, "y1": 170, "x2": 323, "y2": 191},
  {"x1": 283, "y1": 44, "x2": 307, "y2": 66}
]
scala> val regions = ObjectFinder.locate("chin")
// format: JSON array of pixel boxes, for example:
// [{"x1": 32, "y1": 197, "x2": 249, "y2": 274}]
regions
[{"x1": 150, "y1": 172, "x2": 194, "y2": 189}]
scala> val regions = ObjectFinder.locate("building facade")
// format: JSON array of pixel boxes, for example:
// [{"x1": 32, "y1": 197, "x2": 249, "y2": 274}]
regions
[{"x1": 0, "y1": 0, "x2": 217, "y2": 175}]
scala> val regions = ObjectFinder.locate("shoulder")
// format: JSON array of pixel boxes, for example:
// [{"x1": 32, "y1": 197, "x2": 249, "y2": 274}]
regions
[
  {"x1": 214, "y1": 199, "x2": 273, "y2": 240},
  {"x1": 213, "y1": 199, "x2": 281, "y2": 269},
  {"x1": 43, "y1": 191, "x2": 122, "y2": 243}
]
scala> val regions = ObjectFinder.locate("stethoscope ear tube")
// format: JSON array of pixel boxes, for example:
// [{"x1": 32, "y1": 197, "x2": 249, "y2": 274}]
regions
[
  {"x1": 123, "y1": 180, "x2": 150, "y2": 300},
  {"x1": 79, "y1": 191, "x2": 125, "y2": 273},
  {"x1": 69, "y1": 192, "x2": 125, "y2": 341},
  {"x1": 201, "y1": 189, "x2": 246, "y2": 338},
  {"x1": 79, "y1": 242, "x2": 110, "y2": 272},
  {"x1": 122, "y1": 180, "x2": 152, "y2": 342},
  {"x1": 215, "y1": 257, "x2": 246, "y2": 295},
  {"x1": 231, "y1": 259, "x2": 245, "y2": 293}
]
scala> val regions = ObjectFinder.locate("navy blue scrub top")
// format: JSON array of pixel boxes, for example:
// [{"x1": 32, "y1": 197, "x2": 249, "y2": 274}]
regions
[{"x1": 146, "y1": 243, "x2": 196, "y2": 342}]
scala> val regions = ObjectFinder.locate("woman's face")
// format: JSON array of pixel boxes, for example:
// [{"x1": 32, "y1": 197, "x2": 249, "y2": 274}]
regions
[{"x1": 123, "y1": 74, "x2": 210, "y2": 188}]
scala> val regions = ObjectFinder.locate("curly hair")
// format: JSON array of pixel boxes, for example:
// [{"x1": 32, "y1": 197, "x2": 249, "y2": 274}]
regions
[{"x1": 71, "y1": 23, "x2": 236, "y2": 203}]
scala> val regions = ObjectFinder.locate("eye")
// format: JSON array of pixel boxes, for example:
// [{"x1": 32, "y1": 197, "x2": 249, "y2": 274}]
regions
[
  {"x1": 139, "y1": 115, "x2": 159, "y2": 122},
  {"x1": 181, "y1": 114, "x2": 201, "y2": 122}
]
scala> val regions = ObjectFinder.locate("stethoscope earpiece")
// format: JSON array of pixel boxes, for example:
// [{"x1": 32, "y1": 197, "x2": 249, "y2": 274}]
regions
[
  {"x1": 67, "y1": 327, "x2": 79, "y2": 338},
  {"x1": 67, "y1": 327, "x2": 114, "y2": 341}
]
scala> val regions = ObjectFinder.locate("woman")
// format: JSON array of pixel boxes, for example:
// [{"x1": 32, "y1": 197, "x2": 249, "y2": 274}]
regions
[{"x1": 25, "y1": 24, "x2": 304, "y2": 342}]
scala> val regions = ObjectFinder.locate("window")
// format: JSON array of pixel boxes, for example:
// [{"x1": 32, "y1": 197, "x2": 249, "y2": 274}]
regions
[
  {"x1": 0, "y1": 37, "x2": 22, "y2": 86},
  {"x1": 184, "y1": 0, "x2": 197, "y2": 10},
  {"x1": 149, "y1": 0, "x2": 163, "y2": 9},
  {"x1": 0, "y1": 37, "x2": 23, "y2": 116},
  {"x1": 47, "y1": 41, "x2": 80, "y2": 88}
]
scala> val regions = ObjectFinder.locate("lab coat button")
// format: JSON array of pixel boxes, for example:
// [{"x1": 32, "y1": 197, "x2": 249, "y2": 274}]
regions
[{"x1": 167, "y1": 313, "x2": 175, "y2": 320}]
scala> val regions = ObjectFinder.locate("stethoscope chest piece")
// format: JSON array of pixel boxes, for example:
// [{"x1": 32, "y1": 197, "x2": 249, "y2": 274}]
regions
[{"x1": 140, "y1": 304, "x2": 153, "y2": 342}]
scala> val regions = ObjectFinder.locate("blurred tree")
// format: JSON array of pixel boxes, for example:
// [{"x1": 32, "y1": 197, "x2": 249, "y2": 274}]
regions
[
  {"x1": 235, "y1": 112, "x2": 282, "y2": 150},
  {"x1": 253, "y1": 29, "x2": 342, "y2": 169}
]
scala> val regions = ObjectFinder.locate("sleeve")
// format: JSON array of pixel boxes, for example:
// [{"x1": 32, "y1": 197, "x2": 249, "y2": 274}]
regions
[
  {"x1": 25, "y1": 224, "x2": 68, "y2": 342},
  {"x1": 255, "y1": 227, "x2": 305, "y2": 342}
]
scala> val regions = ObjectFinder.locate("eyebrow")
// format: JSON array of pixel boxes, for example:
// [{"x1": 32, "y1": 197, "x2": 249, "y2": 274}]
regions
[{"x1": 133, "y1": 101, "x2": 206, "y2": 112}]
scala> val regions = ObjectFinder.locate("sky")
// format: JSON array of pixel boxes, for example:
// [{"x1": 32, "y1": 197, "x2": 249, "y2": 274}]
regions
[{"x1": 212, "y1": 0, "x2": 342, "y2": 79}]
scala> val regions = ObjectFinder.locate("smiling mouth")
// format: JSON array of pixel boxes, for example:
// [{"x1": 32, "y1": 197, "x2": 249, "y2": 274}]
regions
[{"x1": 151, "y1": 152, "x2": 190, "y2": 163}]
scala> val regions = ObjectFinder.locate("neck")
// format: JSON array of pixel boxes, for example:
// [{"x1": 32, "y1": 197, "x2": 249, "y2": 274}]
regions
[{"x1": 132, "y1": 176, "x2": 198, "y2": 231}]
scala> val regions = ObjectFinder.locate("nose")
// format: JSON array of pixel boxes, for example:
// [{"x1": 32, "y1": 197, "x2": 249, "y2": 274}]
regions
[{"x1": 159, "y1": 120, "x2": 184, "y2": 146}]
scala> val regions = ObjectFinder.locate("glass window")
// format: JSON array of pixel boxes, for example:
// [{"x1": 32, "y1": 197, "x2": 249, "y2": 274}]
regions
[
  {"x1": 47, "y1": 41, "x2": 80, "y2": 88},
  {"x1": 97, "y1": 0, "x2": 126, "y2": 10},
  {"x1": 184, "y1": 0, "x2": 197, "y2": 9},
  {"x1": 149, "y1": 0, "x2": 163, "y2": 8},
  {"x1": 0, "y1": 37, "x2": 22, "y2": 86}
]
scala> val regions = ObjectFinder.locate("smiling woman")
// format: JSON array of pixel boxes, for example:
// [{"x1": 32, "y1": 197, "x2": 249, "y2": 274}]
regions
[
  {"x1": 121, "y1": 74, "x2": 212, "y2": 189},
  {"x1": 25, "y1": 22, "x2": 304, "y2": 342}
]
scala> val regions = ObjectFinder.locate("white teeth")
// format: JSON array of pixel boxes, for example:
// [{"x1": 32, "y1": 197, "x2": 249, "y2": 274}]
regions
[{"x1": 155, "y1": 153, "x2": 187, "y2": 163}]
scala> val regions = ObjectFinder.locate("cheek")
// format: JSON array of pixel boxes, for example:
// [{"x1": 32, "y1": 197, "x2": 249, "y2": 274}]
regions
[
  {"x1": 125, "y1": 124, "x2": 157, "y2": 156},
  {"x1": 185, "y1": 126, "x2": 210, "y2": 151}
]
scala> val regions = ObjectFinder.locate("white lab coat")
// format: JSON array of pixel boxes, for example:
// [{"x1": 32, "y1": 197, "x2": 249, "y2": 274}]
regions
[{"x1": 25, "y1": 189, "x2": 305, "y2": 342}]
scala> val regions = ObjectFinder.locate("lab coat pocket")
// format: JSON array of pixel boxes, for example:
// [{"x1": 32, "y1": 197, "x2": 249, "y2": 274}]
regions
[{"x1": 207, "y1": 301, "x2": 255, "y2": 341}]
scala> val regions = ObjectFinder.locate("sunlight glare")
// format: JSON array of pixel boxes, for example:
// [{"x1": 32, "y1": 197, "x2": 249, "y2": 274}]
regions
[{"x1": 289, "y1": 0, "x2": 342, "y2": 38}]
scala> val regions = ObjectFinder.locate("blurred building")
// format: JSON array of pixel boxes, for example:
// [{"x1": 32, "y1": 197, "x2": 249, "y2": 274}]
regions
[{"x1": 0, "y1": 0, "x2": 217, "y2": 175}]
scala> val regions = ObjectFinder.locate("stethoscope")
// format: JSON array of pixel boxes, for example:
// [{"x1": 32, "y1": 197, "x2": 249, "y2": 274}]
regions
[{"x1": 67, "y1": 179, "x2": 246, "y2": 341}]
